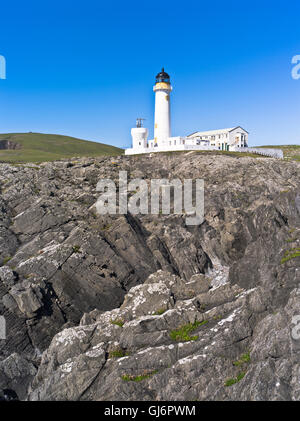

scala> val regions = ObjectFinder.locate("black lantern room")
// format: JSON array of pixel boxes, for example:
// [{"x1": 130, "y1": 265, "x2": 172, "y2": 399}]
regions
[{"x1": 155, "y1": 68, "x2": 170, "y2": 84}]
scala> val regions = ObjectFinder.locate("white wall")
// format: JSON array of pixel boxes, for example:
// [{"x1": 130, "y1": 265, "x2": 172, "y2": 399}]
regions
[
  {"x1": 131, "y1": 127, "x2": 148, "y2": 149},
  {"x1": 154, "y1": 89, "x2": 171, "y2": 146},
  {"x1": 125, "y1": 143, "x2": 218, "y2": 155},
  {"x1": 228, "y1": 128, "x2": 248, "y2": 147},
  {"x1": 125, "y1": 142, "x2": 283, "y2": 159}
]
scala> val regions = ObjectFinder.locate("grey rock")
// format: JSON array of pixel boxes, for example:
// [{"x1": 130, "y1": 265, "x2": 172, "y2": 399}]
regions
[
  {"x1": 0, "y1": 266, "x2": 16, "y2": 287},
  {"x1": 10, "y1": 282, "x2": 44, "y2": 318},
  {"x1": 0, "y1": 153, "x2": 299, "y2": 400},
  {"x1": 28, "y1": 268, "x2": 300, "y2": 401},
  {"x1": 0, "y1": 353, "x2": 37, "y2": 400}
]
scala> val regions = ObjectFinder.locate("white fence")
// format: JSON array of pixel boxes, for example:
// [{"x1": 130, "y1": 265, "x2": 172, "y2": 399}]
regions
[{"x1": 234, "y1": 147, "x2": 284, "y2": 159}]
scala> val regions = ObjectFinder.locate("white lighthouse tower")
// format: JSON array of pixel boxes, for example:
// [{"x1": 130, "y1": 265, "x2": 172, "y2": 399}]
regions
[{"x1": 153, "y1": 68, "x2": 172, "y2": 147}]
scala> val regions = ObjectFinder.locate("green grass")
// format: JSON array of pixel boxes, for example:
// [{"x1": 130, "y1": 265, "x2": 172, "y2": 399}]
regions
[
  {"x1": 225, "y1": 352, "x2": 250, "y2": 386},
  {"x1": 233, "y1": 352, "x2": 251, "y2": 367},
  {"x1": 0, "y1": 132, "x2": 123, "y2": 163},
  {"x1": 280, "y1": 247, "x2": 300, "y2": 264},
  {"x1": 2, "y1": 256, "x2": 11, "y2": 264},
  {"x1": 155, "y1": 150, "x2": 270, "y2": 159},
  {"x1": 108, "y1": 348, "x2": 129, "y2": 359},
  {"x1": 224, "y1": 372, "x2": 246, "y2": 387},
  {"x1": 196, "y1": 150, "x2": 268, "y2": 159},
  {"x1": 110, "y1": 318, "x2": 125, "y2": 327},
  {"x1": 121, "y1": 370, "x2": 158, "y2": 382},
  {"x1": 169, "y1": 320, "x2": 208, "y2": 342},
  {"x1": 154, "y1": 308, "x2": 167, "y2": 315},
  {"x1": 72, "y1": 245, "x2": 81, "y2": 253}
]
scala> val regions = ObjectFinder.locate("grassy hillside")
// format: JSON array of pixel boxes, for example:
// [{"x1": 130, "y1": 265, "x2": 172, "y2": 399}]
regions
[{"x1": 0, "y1": 133, "x2": 124, "y2": 163}]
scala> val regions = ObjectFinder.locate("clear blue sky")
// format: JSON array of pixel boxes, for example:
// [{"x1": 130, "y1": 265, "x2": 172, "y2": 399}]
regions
[{"x1": 0, "y1": 0, "x2": 300, "y2": 147}]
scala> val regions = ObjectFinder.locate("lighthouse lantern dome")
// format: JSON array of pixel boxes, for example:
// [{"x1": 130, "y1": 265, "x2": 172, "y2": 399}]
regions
[{"x1": 155, "y1": 68, "x2": 170, "y2": 84}]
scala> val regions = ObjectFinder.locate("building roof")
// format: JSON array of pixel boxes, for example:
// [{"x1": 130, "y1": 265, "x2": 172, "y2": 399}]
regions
[{"x1": 187, "y1": 126, "x2": 249, "y2": 137}]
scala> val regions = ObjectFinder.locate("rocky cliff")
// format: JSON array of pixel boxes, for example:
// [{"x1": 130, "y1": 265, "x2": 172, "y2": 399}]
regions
[{"x1": 0, "y1": 152, "x2": 299, "y2": 400}]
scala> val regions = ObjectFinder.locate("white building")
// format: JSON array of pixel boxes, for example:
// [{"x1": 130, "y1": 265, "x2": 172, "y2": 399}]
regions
[
  {"x1": 125, "y1": 69, "x2": 249, "y2": 155},
  {"x1": 187, "y1": 127, "x2": 248, "y2": 151}
]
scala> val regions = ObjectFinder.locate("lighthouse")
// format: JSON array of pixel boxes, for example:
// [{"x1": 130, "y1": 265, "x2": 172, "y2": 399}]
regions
[
  {"x1": 153, "y1": 68, "x2": 172, "y2": 147},
  {"x1": 125, "y1": 68, "x2": 250, "y2": 155}
]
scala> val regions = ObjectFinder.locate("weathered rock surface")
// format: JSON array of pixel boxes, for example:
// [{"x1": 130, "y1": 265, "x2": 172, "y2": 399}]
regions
[
  {"x1": 0, "y1": 353, "x2": 37, "y2": 400},
  {"x1": 28, "y1": 269, "x2": 300, "y2": 401},
  {"x1": 0, "y1": 152, "x2": 299, "y2": 400}
]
